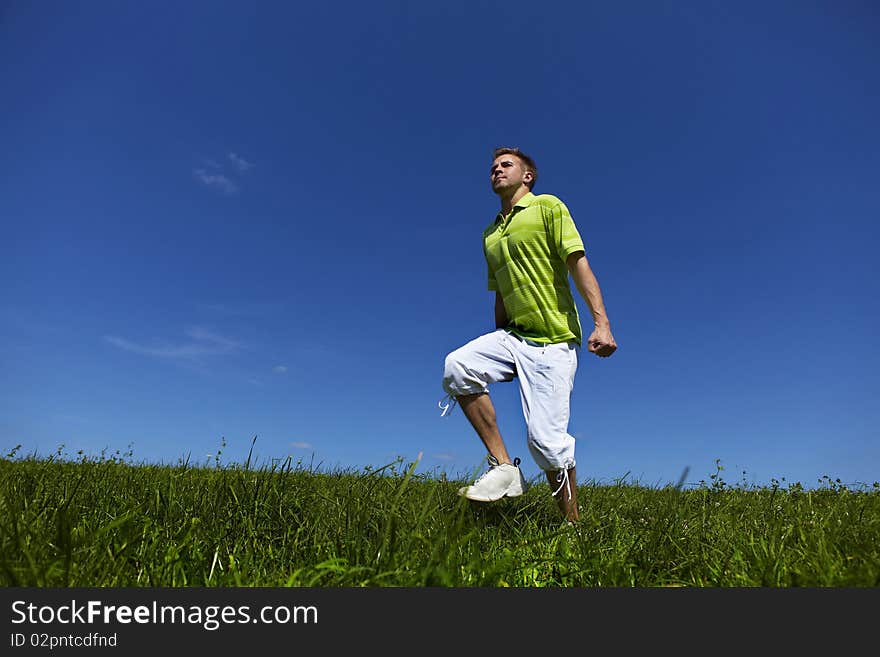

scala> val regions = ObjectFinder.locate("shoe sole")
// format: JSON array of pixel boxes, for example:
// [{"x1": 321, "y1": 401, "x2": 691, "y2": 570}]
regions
[{"x1": 462, "y1": 490, "x2": 523, "y2": 502}]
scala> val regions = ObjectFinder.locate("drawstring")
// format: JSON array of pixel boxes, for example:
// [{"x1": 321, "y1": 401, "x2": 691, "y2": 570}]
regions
[
  {"x1": 438, "y1": 393, "x2": 457, "y2": 417},
  {"x1": 552, "y1": 467, "x2": 572, "y2": 501}
]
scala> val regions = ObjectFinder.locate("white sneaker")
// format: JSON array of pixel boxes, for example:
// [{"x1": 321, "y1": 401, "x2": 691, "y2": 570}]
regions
[{"x1": 458, "y1": 456, "x2": 528, "y2": 501}]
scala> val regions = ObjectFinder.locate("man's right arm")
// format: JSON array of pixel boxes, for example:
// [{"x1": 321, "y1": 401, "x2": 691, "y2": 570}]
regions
[{"x1": 495, "y1": 291, "x2": 509, "y2": 329}]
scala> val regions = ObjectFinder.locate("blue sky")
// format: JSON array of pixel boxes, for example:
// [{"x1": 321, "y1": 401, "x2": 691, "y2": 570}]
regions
[{"x1": 2, "y1": 1, "x2": 878, "y2": 489}]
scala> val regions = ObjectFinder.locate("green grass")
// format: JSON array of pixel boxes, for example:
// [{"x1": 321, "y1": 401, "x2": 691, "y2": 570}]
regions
[{"x1": 1, "y1": 445, "x2": 878, "y2": 587}]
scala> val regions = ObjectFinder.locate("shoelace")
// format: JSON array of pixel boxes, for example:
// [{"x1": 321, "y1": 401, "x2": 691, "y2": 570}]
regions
[
  {"x1": 552, "y1": 467, "x2": 572, "y2": 501},
  {"x1": 438, "y1": 393, "x2": 457, "y2": 417},
  {"x1": 473, "y1": 455, "x2": 519, "y2": 483},
  {"x1": 473, "y1": 461, "x2": 498, "y2": 484}
]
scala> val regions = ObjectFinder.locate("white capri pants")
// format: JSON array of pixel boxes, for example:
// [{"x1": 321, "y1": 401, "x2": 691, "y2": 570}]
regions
[{"x1": 442, "y1": 329, "x2": 579, "y2": 472}]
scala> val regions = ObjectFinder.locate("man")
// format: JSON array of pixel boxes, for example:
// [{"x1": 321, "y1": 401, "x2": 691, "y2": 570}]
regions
[{"x1": 440, "y1": 146, "x2": 617, "y2": 522}]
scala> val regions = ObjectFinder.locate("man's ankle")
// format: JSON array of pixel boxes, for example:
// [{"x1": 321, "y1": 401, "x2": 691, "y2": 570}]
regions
[{"x1": 546, "y1": 466, "x2": 578, "y2": 521}]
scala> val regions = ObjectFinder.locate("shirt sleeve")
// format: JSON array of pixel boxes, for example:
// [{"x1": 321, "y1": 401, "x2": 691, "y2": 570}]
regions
[{"x1": 548, "y1": 199, "x2": 585, "y2": 261}]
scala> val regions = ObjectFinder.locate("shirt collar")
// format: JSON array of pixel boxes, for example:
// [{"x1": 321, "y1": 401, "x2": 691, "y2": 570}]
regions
[{"x1": 495, "y1": 192, "x2": 536, "y2": 223}]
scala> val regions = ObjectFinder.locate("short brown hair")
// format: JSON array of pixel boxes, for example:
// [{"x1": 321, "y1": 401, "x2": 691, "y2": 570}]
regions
[{"x1": 493, "y1": 146, "x2": 538, "y2": 190}]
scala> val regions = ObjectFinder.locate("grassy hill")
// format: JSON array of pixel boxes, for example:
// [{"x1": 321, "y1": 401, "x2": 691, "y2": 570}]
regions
[{"x1": 2, "y1": 447, "x2": 878, "y2": 587}]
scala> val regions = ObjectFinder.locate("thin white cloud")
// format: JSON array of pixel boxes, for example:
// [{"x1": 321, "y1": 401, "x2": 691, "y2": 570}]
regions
[
  {"x1": 431, "y1": 453, "x2": 457, "y2": 462},
  {"x1": 185, "y1": 326, "x2": 240, "y2": 350},
  {"x1": 104, "y1": 327, "x2": 241, "y2": 362},
  {"x1": 193, "y1": 152, "x2": 253, "y2": 193},
  {"x1": 228, "y1": 152, "x2": 254, "y2": 172},
  {"x1": 193, "y1": 168, "x2": 238, "y2": 194},
  {"x1": 290, "y1": 441, "x2": 313, "y2": 450},
  {"x1": 273, "y1": 365, "x2": 288, "y2": 374}
]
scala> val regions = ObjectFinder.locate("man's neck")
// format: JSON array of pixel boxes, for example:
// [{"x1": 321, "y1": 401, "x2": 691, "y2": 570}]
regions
[{"x1": 499, "y1": 187, "x2": 530, "y2": 216}]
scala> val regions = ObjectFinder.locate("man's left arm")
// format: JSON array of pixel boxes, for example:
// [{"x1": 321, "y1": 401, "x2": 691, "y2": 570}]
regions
[{"x1": 566, "y1": 250, "x2": 618, "y2": 358}]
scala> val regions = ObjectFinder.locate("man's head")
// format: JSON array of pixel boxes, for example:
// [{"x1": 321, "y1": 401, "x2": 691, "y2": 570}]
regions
[{"x1": 490, "y1": 147, "x2": 538, "y2": 195}]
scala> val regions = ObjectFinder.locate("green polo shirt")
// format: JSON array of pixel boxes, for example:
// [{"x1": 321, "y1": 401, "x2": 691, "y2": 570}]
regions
[{"x1": 483, "y1": 192, "x2": 585, "y2": 345}]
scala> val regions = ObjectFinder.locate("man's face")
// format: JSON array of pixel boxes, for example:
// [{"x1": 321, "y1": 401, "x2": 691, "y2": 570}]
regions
[{"x1": 490, "y1": 154, "x2": 531, "y2": 194}]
